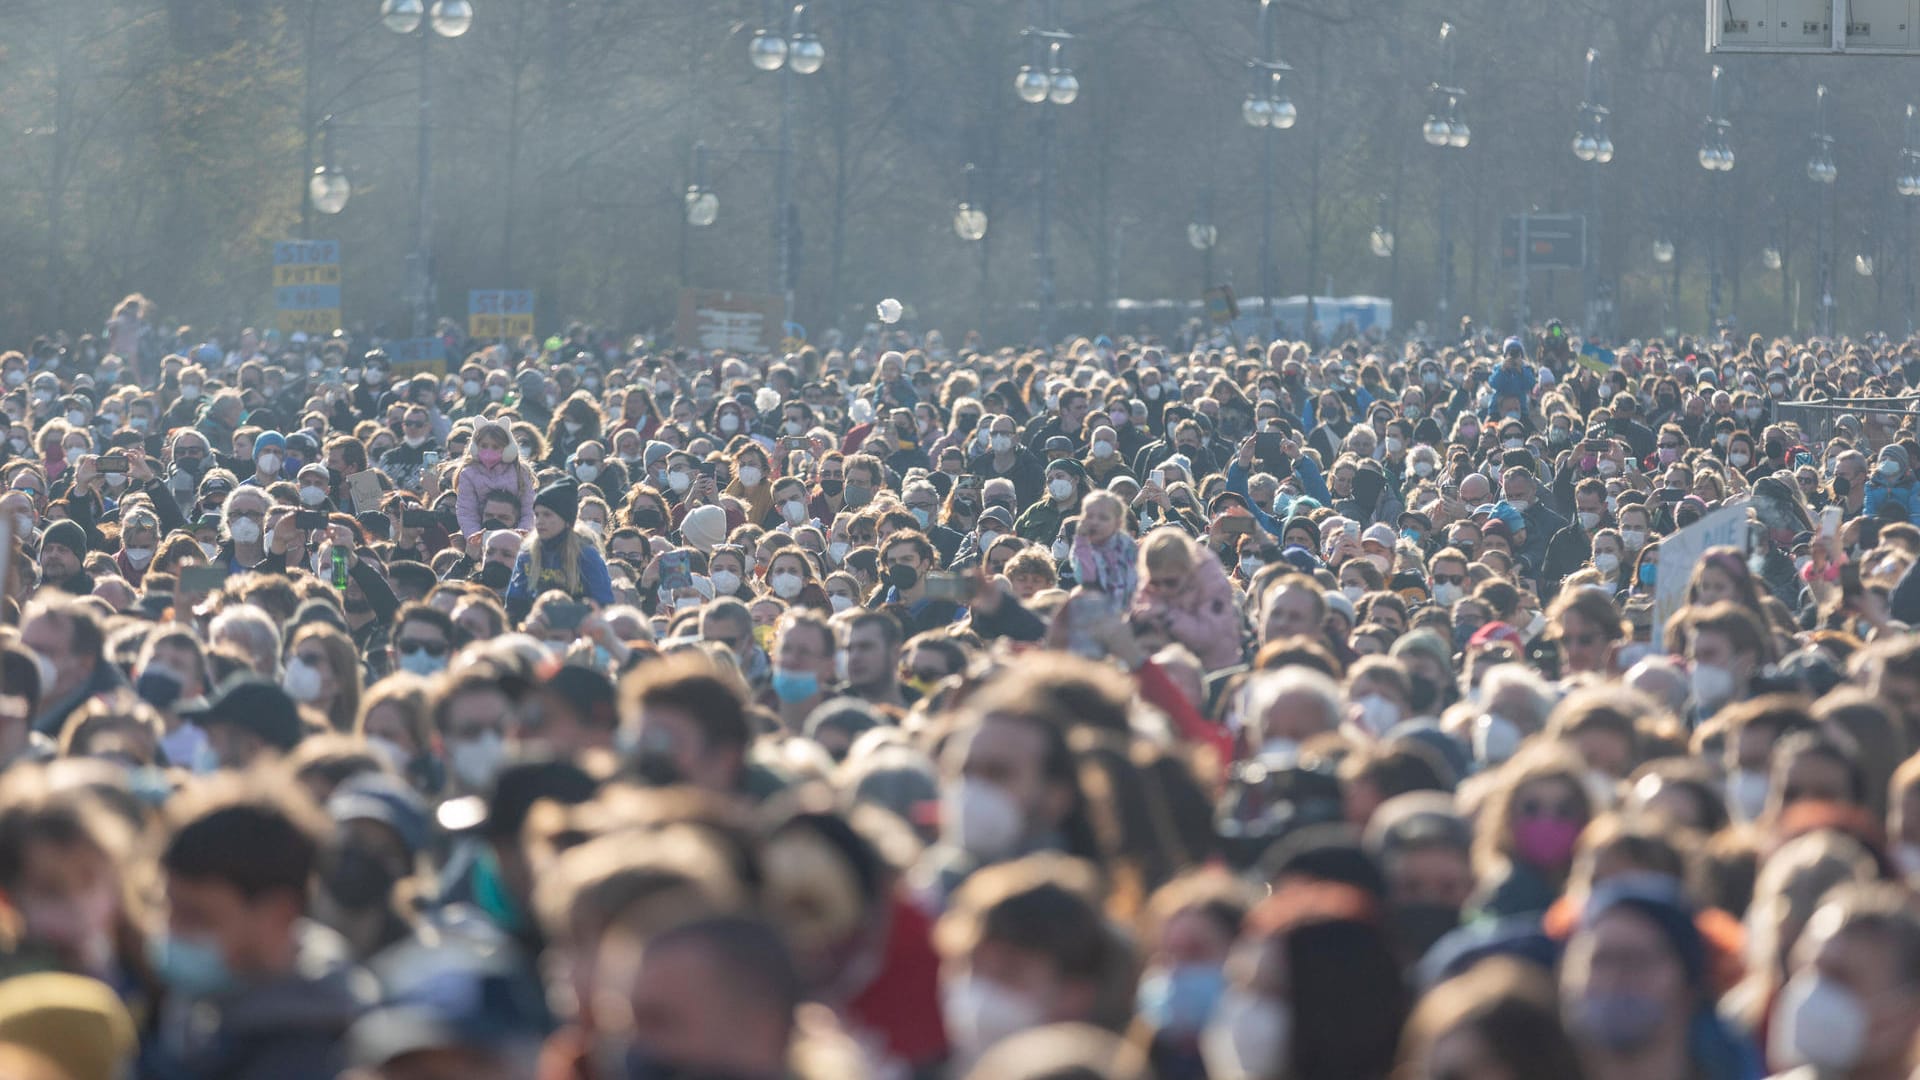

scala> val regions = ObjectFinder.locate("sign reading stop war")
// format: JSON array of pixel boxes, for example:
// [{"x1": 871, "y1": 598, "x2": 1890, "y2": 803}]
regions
[
  {"x1": 273, "y1": 240, "x2": 342, "y2": 335},
  {"x1": 675, "y1": 289, "x2": 785, "y2": 355},
  {"x1": 1652, "y1": 505, "x2": 1749, "y2": 650}
]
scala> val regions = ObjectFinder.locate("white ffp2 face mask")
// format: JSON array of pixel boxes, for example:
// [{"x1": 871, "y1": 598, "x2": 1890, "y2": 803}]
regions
[
  {"x1": 1769, "y1": 971, "x2": 1867, "y2": 1071},
  {"x1": 1200, "y1": 988, "x2": 1290, "y2": 1080},
  {"x1": 942, "y1": 779, "x2": 1024, "y2": 862}
]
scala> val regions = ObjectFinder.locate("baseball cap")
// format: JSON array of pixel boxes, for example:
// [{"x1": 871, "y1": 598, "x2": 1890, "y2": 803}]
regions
[
  {"x1": 178, "y1": 676, "x2": 304, "y2": 752},
  {"x1": 328, "y1": 773, "x2": 431, "y2": 857}
]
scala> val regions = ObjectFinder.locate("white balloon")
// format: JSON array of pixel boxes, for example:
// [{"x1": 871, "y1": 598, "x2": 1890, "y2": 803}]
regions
[{"x1": 876, "y1": 298, "x2": 904, "y2": 324}]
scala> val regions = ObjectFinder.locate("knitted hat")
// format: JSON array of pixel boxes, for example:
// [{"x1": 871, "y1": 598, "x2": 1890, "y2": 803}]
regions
[
  {"x1": 1048, "y1": 458, "x2": 1087, "y2": 482},
  {"x1": 40, "y1": 519, "x2": 88, "y2": 560},
  {"x1": 681, "y1": 504, "x2": 728, "y2": 553},
  {"x1": 534, "y1": 478, "x2": 579, "y2": 526},
  {"x1": 643, "y1": 441, "x2": 674, "y2": 469},
  {"x1": 252, "y1": 431, "x2": 287, "y2": 456},
  {"x1": 1880, "y1": 442, "x2": 1910, "y2": 470},
  {"x1": 1580, "y1": 876, "x2": 1707, "y2": 989},
  {"x1": 1324, "y1": 590, "x2": 1356, "y2": 624}
]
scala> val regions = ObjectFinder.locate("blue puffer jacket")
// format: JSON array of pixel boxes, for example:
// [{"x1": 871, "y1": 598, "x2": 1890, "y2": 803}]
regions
[{"x1": 1863, "y1": 475, "x2": 1920, "y2": 520}]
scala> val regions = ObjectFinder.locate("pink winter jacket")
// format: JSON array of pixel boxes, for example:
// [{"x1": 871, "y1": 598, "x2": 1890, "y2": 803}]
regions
[
  {"x1": 455, "y1": 459, "x2": 536, "y2": 534},
  {"x1": 1131, "y1": 548, "x2": 1245, "y2": 672}
]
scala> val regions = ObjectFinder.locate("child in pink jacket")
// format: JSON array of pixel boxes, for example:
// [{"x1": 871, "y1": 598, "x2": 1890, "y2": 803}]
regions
[
  {"x1": 1130, "y1": 527, "x2": 1244, "y2": 672},
  {"x1": 455, "y1": 419, "x2": 536, "y2": 534}
]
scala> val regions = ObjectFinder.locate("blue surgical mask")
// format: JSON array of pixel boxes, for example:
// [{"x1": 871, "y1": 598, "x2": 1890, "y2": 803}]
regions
[
  {"x1": 1638, "y1": 562, "x2": 1656, "y2": 586},
  {"x1": 1136, "y1": 964, "x2": 1227, "y2": 1036},
  {"x1": 770, "y1": 667, "x2": 821, "y2": 704},
  {"x1": 396, "y1": 650, "x2": 447, "y2": 678},
  {"x1": 149, "y1": 933, "x2": 234, "y2": 997}
]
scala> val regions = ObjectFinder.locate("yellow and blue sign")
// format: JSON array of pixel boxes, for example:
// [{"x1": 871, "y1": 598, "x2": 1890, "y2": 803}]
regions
[
  {"x1": 273, "y1": 241, "x2": 341, "y2": 335},
  {"x1": 469, "y1": 290, "x2": 534, "y2": 341}
]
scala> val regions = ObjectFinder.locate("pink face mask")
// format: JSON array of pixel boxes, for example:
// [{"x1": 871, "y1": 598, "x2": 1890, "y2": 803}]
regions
[
  {"x1": 477, "y1": 448, "x2": 503, "y2": 467},
  {"x1": 1511, "y1": 816, "x2": 1584, "y2": 870}
]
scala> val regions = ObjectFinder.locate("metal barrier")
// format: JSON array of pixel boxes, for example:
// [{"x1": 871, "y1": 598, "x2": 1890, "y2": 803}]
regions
[{"x1": 1773, "y1": 397, "x2": 1920, "y2": 442}]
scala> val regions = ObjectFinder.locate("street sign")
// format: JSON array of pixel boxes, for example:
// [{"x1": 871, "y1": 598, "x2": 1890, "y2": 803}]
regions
[
  {"x1": 675, "y1": 289, "x2": 786, "y2": 355},
  {"x1": 1709, "y1": 0, "x2": 1920, "y2": 53},
  {"x1": 273, "y1": 240, "x2": 341, "y2": 335},
  {"x1": 468, "y1": 290, "x2": 535, "y2": 340},
  {"x1": 385, "y1": 338, "x2": 448, "y2": 379},
  {"x1": 1500, "y1": 214, "x2": 1587, "y2": 271}
]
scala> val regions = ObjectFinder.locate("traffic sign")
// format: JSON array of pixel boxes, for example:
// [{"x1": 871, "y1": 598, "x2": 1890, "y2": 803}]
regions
[
  {"x1": 674, "y1": 289, "x2": 785, "y2": 355},
  {"x1": 1500, "y1": 214, "x2": 1587, "y2": 271}
]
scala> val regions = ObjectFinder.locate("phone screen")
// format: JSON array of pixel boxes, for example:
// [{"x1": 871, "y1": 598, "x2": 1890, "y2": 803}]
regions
[
  {"x1": 179, "y1": 565, "x2": 228, "y2": 592},
  {"x1": 659, "y1": 551, "x2": 693, "y2": 591},
  {"x1": 924, "y1": 571, "x2": 969, "y2": 601}
]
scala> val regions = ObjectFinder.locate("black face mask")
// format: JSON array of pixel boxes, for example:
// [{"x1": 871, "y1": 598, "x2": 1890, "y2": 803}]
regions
[
  {"x1": 633, "y1": 751, "x2": 684, "y2": 788},
  {"x1": 483, "y1": 518, "x2": 512, "y2": 531},
  {"x1": 631, "y1": 507, "x2": 665, "y2": 530},
  {"x1": 480, "y1": 562, "x2": 512, "y2": 589},
  {"x1": 325, "y1": 846, "x2": 397, "y2": 910},
  {"x1": 1386, "y1": 902, "x2": 1461, "y2": 967},
  {"x1": 819, "y1": 478, "x2": 843, "y2": 497},
  {"x1": 886, "y1": 563, "x2": 919, "y2": 591},
  {"x1": 1407, "y1": 672, "x2": 1441, "y2": 714}
]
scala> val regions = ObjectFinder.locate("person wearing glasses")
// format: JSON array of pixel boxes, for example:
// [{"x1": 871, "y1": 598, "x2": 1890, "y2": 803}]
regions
[
  {"x1": 389, "y1": 602, "x2": 457, "y2": 679},
  {"x1": 377, "y1": 405, "x2": 442, "y2": 493}
]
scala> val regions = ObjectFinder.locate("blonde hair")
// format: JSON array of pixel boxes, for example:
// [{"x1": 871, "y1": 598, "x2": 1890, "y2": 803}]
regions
[
  {"x1": 1138, "y1": 526, "x2": 1196, "y2": 578},
  {"x1": 1081, "y1": 489, "x2": 1124, "y2": 520}
]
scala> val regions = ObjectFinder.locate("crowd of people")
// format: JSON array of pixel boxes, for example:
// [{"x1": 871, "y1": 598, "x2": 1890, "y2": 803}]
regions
[{"x1": 0, "y1": 293, "x2": 1918, "y2": 1080}]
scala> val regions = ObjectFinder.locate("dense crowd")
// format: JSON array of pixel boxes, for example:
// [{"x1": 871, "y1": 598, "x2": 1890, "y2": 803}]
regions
[{"x1": 0, "y1": 294, "x2": 1919, "y2": 1080}]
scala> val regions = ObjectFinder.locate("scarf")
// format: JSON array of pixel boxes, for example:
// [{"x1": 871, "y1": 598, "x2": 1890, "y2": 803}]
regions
[{"x1": 1072, "y1": 531, "x2": 1139, "y2": 607}]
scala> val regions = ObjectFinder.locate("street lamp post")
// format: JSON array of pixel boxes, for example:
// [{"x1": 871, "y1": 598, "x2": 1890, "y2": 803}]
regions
[
  {"x1": 751, "y1": 1, "x2": 824, "y2": 333},
  {"x1": 1422, "y1": 21, "x2": 1470, "y2": 330},
  {"x1": 1698, "y1": 64, "x2": 1734, "y2": 336},
  {"x1": 1188, "y1": 190, "x2": 1218, "y2": 305},
  {"x1": 1653, "y1": 226, "x2": 1678, "y2": 336},
  {"x1": 1899, "y1": 104, "x2": 1920, "y2": 332},
  {"x1": 1573, "y1": 47, "x2": 1614, "y2": 339},
  {"x1": 308, "y1": 115, "x2": 351, "y2": 217},
  {"x1": 954, "y1": 162, "x2": 992, "y2": 331},
  {"x1": 1242, "y1": 0, "x2": 1296, "y2": 342},
  {"x1": 1369, "y1": 192, "x2": 1394, "y2": 260},
  {"x1": 681, "y1": 141, "x2": 718, "y2": 287},
  {"x1": 1808, "y1": 83, "x2": 1838, "y2": 337},
  {"x1": 381, "y1": 0, "x2": 472, "y2": 339},
  {"x1": 1016, "y1": 0, "x2": 1077, "y2": 346}
]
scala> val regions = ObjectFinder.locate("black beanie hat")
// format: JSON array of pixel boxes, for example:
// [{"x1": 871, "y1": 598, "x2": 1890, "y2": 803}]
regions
[
  {"x1": 535, "y1": 478, "x2": 579, "y2": 527},
  {"x1": 40, "y1": 520, "x2": 88, "y2": 560}
]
